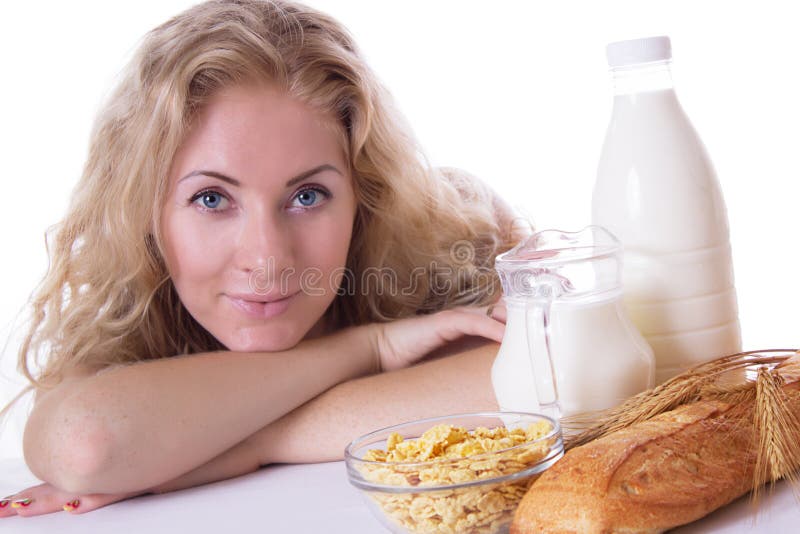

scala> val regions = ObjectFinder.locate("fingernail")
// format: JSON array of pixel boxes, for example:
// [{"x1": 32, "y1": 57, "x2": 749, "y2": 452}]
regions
[
  {"x1": 0, "y1": 499, "x2": 10, "y2": 508},
  {"x1": 11, "y1": 498, "x2": 32, "y2": 508},
  {"x1": 63, "y1": 499, "x2": 80, "y2": 512}
]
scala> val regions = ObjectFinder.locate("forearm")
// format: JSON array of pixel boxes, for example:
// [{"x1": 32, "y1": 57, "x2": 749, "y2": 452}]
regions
[
  {"x1": 253, "y1": 341, "x2": 500, "y2": 464},
  {"x1": 116, "y1": 341, "x2": 498, "y2": 497},
  {"x1": 148, "y1": 433, "x2": 262, "y2": 494},
  {"x1": 24, "y1": 324, "x2": 378, "y2": 494}
]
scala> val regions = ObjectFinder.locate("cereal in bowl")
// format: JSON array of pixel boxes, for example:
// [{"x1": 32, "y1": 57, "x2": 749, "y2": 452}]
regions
[{"x1": 358, "y1": 421, "x2": 553, "y2": 533}]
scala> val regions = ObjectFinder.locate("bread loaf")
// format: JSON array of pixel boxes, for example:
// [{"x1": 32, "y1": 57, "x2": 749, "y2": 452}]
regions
[{"x1": 511, "y1": 382, "x2": 800, "y2": 533}]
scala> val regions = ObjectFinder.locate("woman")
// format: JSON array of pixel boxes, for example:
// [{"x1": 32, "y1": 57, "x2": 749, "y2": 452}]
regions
[{"x1": 1, "y1": 0, "x2": 520, "y2": 516}]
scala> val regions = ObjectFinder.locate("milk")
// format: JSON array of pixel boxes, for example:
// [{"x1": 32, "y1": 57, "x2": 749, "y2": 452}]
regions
[
  {"x1": 593, "y1": 37, "x2": 741, "y2": 383},
  {"x1": 492, "y1": 294, "x2": 654, "y2": 418},
  {"x1": 490, "y1": 226, "x2": 654, "y2": 420}
]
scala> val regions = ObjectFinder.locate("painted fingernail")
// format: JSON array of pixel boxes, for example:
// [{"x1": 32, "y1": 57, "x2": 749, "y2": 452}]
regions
[
  {"x1": 0, "y1": 499, "x2": 10, "y2": 508},
  {"x1": 11, "y1": 498, "x2": 32, "y2": 508},
  {"x1": 63, "y1": 499, "x2": 80, "y2": 512}
]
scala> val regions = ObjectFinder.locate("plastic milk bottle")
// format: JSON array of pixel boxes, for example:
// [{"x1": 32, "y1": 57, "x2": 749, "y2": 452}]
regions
[{"x1": 593, "y1": 36, "x2": 742, "y2": 384}]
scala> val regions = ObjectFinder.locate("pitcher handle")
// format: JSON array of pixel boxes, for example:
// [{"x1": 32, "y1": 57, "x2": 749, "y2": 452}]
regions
[{"x1": 525, "y1": 298, "x2": 561, "y2": 419}]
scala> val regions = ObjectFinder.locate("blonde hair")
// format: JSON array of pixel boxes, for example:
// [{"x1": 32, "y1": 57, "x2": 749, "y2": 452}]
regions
[{"x1": 6, "y1": 0, "x2": 524, "y2": 407}]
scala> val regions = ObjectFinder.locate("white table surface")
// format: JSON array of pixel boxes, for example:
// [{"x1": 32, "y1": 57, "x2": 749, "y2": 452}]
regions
[{"x1": 1, "y1": 457, "x2": 798, "y2": 533}]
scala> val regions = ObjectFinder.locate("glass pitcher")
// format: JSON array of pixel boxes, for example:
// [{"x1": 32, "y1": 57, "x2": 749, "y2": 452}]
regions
[{"x1": 490, "y1": 226, "x2": 655, "y2": 420}]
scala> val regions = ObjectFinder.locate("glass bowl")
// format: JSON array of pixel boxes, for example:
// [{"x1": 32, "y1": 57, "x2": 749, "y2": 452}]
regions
[{"x1": 344, "y1": 412, "x2": 563, "y2": 534}]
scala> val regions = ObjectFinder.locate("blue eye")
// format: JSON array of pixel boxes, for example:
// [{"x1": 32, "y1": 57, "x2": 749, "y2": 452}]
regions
[
  {"x1": 190, "y1": 190, "x2": 230, "y2": 212},
  {"x1": 201, "y1": 192, "x2": 222, "y2": 209},
  {"x1": 297, "y1": 190, "x2": 317, "y2": 206},
  {"x1": 290, "y1": 187, "x2": 330, "y2": 209}
]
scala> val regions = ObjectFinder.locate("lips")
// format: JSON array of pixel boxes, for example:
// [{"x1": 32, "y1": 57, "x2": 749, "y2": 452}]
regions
[
  {"x1": 227, "y1": 291, "x2": 294, "y2": 303},
  {"x1": 225, "y1": 292, "x2": 296, "y2": 319}
]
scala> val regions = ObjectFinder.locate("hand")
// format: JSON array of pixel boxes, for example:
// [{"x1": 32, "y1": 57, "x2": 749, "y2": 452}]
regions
[
  {"x1": 0, "y1": 482, "x2": 142, "y2": 518},
  {"x1": 372, "y1": 304, "x2": 506, "y2": 372}
]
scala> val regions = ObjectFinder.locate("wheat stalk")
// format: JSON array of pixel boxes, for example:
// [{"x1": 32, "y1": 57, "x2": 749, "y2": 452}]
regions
[
  {"x1": 563, "y1": 349, "x2": 800, "y2": 500},
  {"x1": 752, "y1": 364, "x2": 800, "y2": 503}
]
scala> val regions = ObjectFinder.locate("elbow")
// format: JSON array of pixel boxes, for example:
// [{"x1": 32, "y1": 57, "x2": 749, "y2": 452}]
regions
[{"x1": 23, "y1": 398, "x2": 117, "y2": 494}]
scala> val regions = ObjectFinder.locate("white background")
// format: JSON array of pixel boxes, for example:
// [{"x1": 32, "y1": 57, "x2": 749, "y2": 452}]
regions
[{"x1": 1, "y1": 0, "x2": 798, "y2": 460}]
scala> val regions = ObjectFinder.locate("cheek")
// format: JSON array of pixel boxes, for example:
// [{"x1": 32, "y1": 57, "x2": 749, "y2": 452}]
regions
[
  {"x1": 300, "y1": 209, "x2": 353, "y2": 263},
  {"x1": 290, "y1": 210, "x2": 354, "y2": 290},
  {"x1": 163, "y1": 212, "x2": 230, "y2": 290}
]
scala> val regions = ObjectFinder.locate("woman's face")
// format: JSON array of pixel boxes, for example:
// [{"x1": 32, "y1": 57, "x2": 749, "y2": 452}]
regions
[{"x1": 161, "y1": 84, "x2": 357, "y2": 352}]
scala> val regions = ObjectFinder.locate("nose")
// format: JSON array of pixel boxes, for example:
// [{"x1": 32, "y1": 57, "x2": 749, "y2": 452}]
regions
[{"x1": 233, "y1": 206, "x2": 295, "y2": 285}]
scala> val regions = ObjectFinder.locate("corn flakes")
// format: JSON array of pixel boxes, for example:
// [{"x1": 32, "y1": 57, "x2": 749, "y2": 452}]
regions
[{"x1": 358, "y1": 421, "x2": 553, "y2": 533}]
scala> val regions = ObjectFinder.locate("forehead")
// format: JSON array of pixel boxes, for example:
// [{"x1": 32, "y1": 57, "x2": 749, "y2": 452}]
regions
[{"x1": 171, "y1": 83, "x2": 348, "y2": 181}]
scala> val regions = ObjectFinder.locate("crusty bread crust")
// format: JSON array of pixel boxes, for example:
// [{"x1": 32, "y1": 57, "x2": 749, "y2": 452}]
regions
[{"x1": 511, "y1": 384, "x2": 800, "y2": 533}]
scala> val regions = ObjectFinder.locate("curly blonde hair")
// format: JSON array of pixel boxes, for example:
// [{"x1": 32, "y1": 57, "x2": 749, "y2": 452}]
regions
[{"x1": 6, "y1": 0, "x2": 525, "y2": 408}]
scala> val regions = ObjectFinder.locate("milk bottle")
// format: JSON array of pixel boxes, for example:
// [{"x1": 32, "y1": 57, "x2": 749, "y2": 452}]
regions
[
  {"x1": 593, "y1": 36, "x2": 742, "y2": 384},
  {"x1": 490, "y1": 226, "x2": 654, "y2": 420}
]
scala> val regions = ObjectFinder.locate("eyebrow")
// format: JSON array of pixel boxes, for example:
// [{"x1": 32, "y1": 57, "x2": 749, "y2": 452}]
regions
[{"x1": 178, "y1": 164, "x2": 342, "y2": 188}]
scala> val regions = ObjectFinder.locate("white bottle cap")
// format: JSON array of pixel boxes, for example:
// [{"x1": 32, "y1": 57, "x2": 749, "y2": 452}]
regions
[{"x1": 606, "y1": 36, "x2": 672, "y2": 68}]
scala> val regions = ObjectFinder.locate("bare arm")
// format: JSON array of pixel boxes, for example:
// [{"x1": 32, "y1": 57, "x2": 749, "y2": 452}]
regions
[
  {"x1": 150, "y1": 340, "x2": 499, "y2": 492},
  {"x1": 72, "y1": 340, "x2": 498, "y2": 498},
  {"x1": 23, "y1": 303, "x2": 502, "y2": 497},
  {"x1": 1, "y1": 333, "x2": 499, "y2": 519},
  {"x1": 148, "y1": 432, "x2": 263, "y2": 494},
  {"x1": 257, "y1": 340, "x2": 499, "y2": 464},
  {"x1": 24, "y1": 324, "x2": 378, "y2": 494}
]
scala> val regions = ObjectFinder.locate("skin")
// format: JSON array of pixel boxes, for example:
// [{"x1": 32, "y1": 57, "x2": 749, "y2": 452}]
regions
[{"x1": 4, "y1": 84, "x2": 510, "y2": 518}]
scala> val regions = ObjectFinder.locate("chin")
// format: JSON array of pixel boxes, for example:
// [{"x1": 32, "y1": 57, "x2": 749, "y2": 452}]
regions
[{"x1": 222, "y1": 325, "x2": 304, "y2": 353}]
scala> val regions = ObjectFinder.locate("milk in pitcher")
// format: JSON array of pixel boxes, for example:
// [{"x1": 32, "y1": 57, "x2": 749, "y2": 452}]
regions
[
  {"x1": 494, "y1": 296, "x2": 654, "y2": 418},
  {"x1": 491, "y1": 227, "x2": 654, "y2": 419}
]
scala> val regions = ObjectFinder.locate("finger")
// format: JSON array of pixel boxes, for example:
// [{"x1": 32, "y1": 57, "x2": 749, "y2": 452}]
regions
[
  {"x1": 489, "y1": 301, "x2": 507, "y2": 324},
  {"x1": 452, "y1": 301, "x2": 508, "y2": 325},
  {"x1": 458, "y1": 305, "x2": 491, "y2": 316},
  {"x1": 4, "y1": 483, "x2": 72, "y2": 517},
  {"x1": 5, "y1": 483, "x2": 139, "y2": 518},
  {"x1": 64, "y1": 491, "x2": 141, "y2": 515},
  {"x1": 0, "y1": 495, "x2": 16, "y2": 518},
  {"x1": 437, "y1": 310, "x2": 506, "y2": 344}
]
